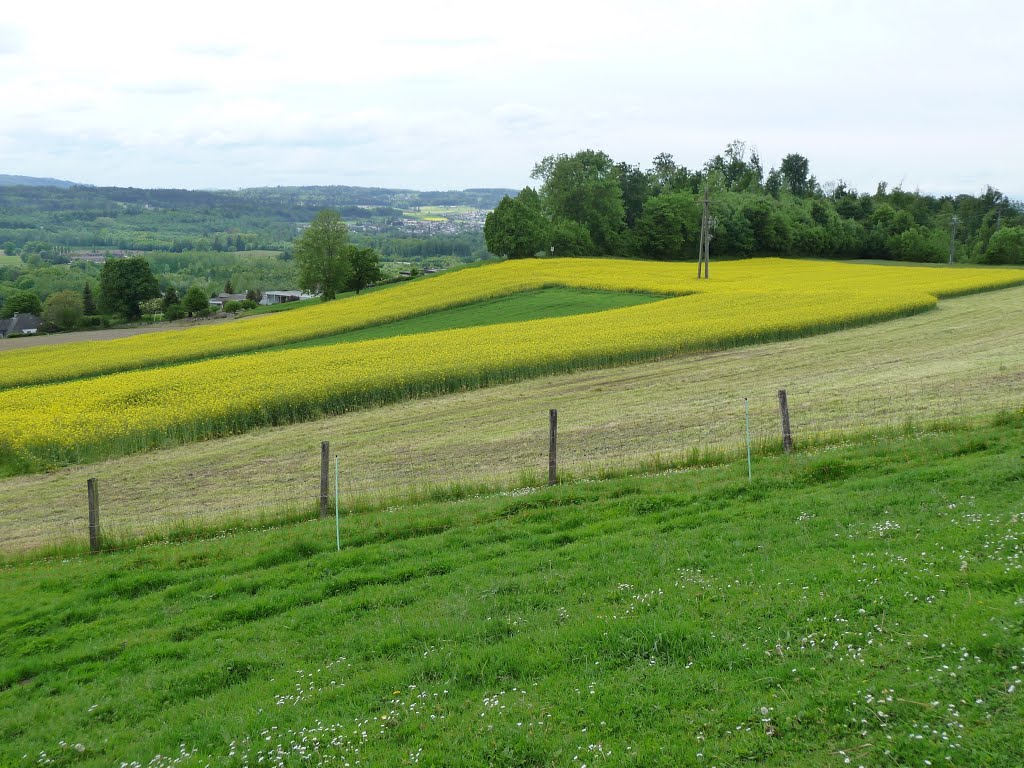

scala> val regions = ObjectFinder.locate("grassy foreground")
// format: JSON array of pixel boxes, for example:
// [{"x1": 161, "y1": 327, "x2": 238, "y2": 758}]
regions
[{"x1": 2, "y1": 415, "x2": 1023, "y2": 767}]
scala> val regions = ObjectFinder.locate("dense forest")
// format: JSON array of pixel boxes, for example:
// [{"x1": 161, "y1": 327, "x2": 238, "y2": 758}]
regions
[{"x1": 485, "y1": 142, "x2": 1023, "y2": 264}]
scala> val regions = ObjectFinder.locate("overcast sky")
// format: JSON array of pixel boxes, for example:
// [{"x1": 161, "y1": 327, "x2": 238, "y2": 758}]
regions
[{"x1": 1, "y1": 0, "x2": 1021, "y2": 196}]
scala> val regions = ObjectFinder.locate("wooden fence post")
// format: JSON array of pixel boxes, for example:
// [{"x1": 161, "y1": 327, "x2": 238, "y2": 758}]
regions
[
  {"x1": 320, "y1": 441, "x2": 330, "y2": 518},
  {"x1": 87, "y1": 478, "x2": 101, "y2": 553},
  {"x1": 548, "y1": 409, "x2": 558, "y2": 485},
  {"x1": 778, "y1": 389, "x2": 793, "y2": 453}
]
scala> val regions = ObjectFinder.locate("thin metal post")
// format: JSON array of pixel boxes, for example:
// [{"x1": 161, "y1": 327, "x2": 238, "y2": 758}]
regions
[
  {"x1": 949, "y1": 215, "x2": 959, "y2": 265},
  {"x1": 335, "y1": 454, "x2": 340, "y2": 552},
  {"x1": 744, "y1": 399, "x2": 752, "y2": 482}
]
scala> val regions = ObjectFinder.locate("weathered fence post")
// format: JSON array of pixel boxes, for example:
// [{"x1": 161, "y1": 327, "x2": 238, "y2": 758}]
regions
[
  {"x1": 87, "y1": 478, "x2": 101, "y2": 553},
  {"x1": 320, "y1": 441, "x2": 330, "y2": 518},
  {"x1": 548, "y1": 409, "x2": 558, "y2": 485},
  {"x1": 778, "y1": 389, "x2": 793, "y2": 453}
]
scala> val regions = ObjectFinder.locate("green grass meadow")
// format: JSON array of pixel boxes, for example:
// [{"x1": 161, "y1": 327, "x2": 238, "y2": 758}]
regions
[
  {"x1": 2, "y1": 415, "x2": 1022, "y2": 766},
  {"x1": 0, "y1": 252, "x2": 20, "y2": 267},
  {"x1": 274, "y1": 287, "x2": 663, "y2": 350}
]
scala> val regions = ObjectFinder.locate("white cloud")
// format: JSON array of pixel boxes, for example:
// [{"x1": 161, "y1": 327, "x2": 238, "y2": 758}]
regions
[
  {"x1": 0, "y1": 0, "x2": 1021, "y2": 195},
  {"x1": 0, "y1": 25, "x2": 24, "y2": 55}
]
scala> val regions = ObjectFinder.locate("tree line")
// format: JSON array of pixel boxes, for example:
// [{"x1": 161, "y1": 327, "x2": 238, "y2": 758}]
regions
[{"x1": 485, "y1": 142, "x2": 1023, "y2": 264}]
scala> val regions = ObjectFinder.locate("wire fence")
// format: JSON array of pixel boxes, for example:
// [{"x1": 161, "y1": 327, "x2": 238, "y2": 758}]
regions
[{"x1": 7, "y1": 372, "x2": 1018, "y2": 557}]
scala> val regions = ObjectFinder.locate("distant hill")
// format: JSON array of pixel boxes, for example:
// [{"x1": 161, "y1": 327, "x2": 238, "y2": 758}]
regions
[
  {"x1": 0, "y1": 183, "x2": 507, "y2": 254},
  {"x1": 235, "y1": 185, "x2": 516, "y2": 209},
  {"x1": 0, "y1": 174, "x2": 78, "y2": 188}
]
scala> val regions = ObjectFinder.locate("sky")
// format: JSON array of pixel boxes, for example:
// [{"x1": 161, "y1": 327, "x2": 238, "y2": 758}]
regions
[{"x1": 1, "y1": 0, "x2": 1021, "y2": 197}]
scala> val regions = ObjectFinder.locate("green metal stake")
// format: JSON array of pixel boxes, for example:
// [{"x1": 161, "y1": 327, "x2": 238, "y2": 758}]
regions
[
  {"x1": 744, "y1": 398, "x2": 752, "y2": 482},
  {"x1": 335, "y1": 454, "x2": 341, "y2": 552}
]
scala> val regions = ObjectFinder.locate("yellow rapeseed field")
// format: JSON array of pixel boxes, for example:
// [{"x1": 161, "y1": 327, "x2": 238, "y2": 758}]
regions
[{"x1": 0, "y1": 258, "x2": 1021, "y2": 472}]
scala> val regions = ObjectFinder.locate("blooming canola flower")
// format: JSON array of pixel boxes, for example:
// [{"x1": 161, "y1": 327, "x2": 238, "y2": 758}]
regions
[{"x1": 0, "y1": 258, "x2": 1021, "y2": 469}]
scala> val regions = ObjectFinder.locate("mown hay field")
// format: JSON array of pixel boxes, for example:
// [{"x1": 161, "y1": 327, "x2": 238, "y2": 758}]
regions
[{"x1": 0, "y1": 258, "x2": 1021, "y2": 475}]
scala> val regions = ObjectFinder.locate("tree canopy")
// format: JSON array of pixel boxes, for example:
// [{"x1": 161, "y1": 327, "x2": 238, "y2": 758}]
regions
[
  {"x1": 98, "y1": 257, "x2": 160, "y2": 319},
  {"x1": 1, "y1": 290, "x2": 43, "y2": 318},
  {"x1": 484, "y1": 189, "x2": 549, "y2": 259},
  {"x1": 182, "y1": 285, "x2": 210, "y2": 317},
  {"x1": 293, "y1": 209, "x2": 384, "y2": 299},
  {"x1": 295, "y1": 210, "x2": 352, "y2": 301},
  {"x1": 483, "y1": 142, "x2": 1023, "y2": 266},
  {"x1": 346, "y1": 247, "x2": 383, "y2": 294},
  {"x1": 42, "y1": 290, "x2": 84, "y2": 330},
  {"x1": 531, "y1": 150, "x2": 625, "y2": 254}
]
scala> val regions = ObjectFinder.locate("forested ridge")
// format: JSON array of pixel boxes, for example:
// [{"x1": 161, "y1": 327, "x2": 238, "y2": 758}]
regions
[{"x1": 485, "y1": 142, "x2": 1023, "y2": 264}]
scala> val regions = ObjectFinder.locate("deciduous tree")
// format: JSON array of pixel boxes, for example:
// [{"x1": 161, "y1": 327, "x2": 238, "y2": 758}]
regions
[
  {"x1": 42, "y1": 290, "x2": 84, "y2": 330},
  {"x1": 345, "y1": 247, "x2": 383, "y2": 293},
  {"x1": 99, "y1": 257, "x2": 160, "y2": 319},
  {"x1": 182, "y1": 285, "x2": 210, "y2": 317},
  {"x1": 980, "y1": 226, "x2": 1024, "y2": 264},
  {"x1": 294, "y1": 209, "x2": 351, "y2": 300},
  {"x1": 484, "y1": 189, "x2": 549, "y2": 260},
  {"x1": 531, "y1": 150, "x2": 625, "y2": 254},
  {"x1": 1, "y1": 290, "x2": 43, "y2": 318},
  {"x1": 634, "y1": 193, "x2": 701, "y2": 260}
]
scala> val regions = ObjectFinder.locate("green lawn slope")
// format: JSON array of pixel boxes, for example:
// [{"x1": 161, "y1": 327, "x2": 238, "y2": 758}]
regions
[
  {"x1": 272, "y1": 287, "x2": 662, "y2": 350},
  {"x1": 2, "y1": 415, "x2": 1022, "y2": 766}
]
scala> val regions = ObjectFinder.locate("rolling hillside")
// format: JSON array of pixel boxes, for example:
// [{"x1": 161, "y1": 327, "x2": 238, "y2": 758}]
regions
[{"x1": 1, "y1": 282, "x2": 1021, "y2": 553}]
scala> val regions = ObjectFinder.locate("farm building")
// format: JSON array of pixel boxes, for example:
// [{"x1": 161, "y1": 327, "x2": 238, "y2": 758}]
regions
[
  {"x1": 260, "y1": 290, "x2": 317, "y2": 305},
  {"x1": 208, "y1": 293, "x2": 248, "y2": 310}
]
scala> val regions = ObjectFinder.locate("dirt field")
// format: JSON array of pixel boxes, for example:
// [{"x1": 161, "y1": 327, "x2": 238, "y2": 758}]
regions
[
  {"x1": 1, "y1": 285, "x2": 1021, "y2": 553},
  {"x1": 0, "y1": 316, "x2": 241, "y2": 350}
]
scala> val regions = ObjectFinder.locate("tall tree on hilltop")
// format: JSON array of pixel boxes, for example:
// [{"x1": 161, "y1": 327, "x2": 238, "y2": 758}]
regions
[
  {"x1": 531, "y1": 150, "x2": 625, "y2": 254},
  {"x1": 484, "y1": 188, "x2": 549, "y2": 259},
  {"x1": 780, "y1": 153, "x2": 811, "y2": 197},
  {"x1": 294, "y1": 209, "x2": 351, "y2": 300}
]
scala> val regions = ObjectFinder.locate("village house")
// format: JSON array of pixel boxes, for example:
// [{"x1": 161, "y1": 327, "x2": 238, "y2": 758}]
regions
[{"x1": 0, "y1": 313, "x2": 42, "y2": 339}]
